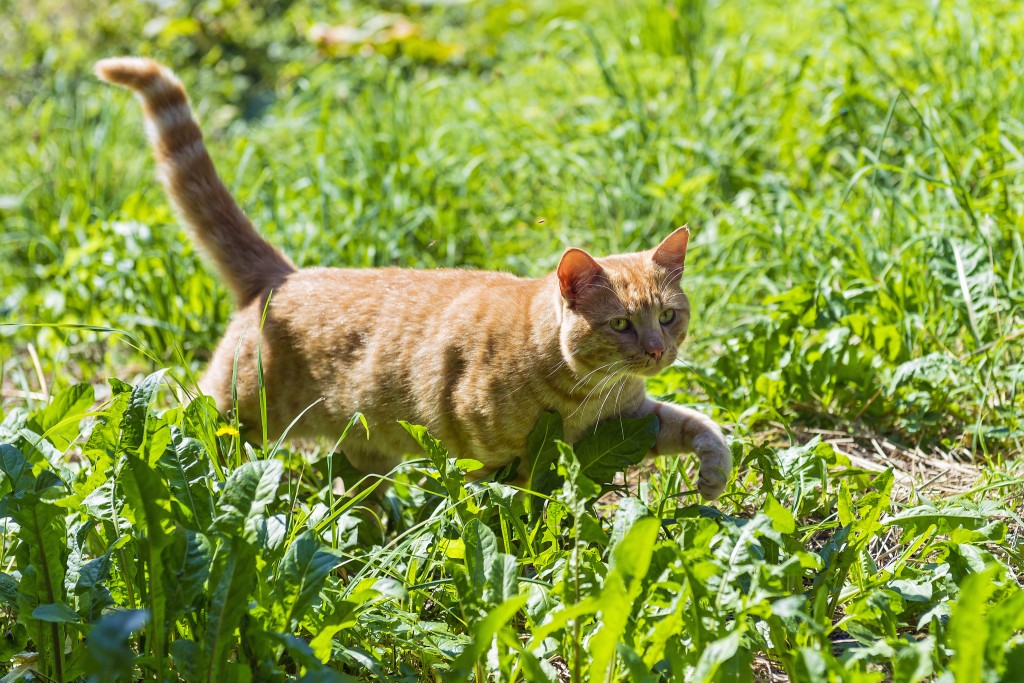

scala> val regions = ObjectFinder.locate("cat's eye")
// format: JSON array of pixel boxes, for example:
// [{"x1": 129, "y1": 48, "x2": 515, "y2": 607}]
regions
[
  {"x1": 659, "y1": 309, "x2": 676, "y2": 324},
  {"x1": 610, "y1": 317, "x2": 631, "y2": 332}
]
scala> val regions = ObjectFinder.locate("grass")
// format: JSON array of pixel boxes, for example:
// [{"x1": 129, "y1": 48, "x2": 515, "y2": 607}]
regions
[{"x1": 2, "y1": 0, "x2": 1023, "y2": 680}]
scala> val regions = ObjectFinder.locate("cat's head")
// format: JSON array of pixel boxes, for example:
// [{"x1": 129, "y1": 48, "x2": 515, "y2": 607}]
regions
[{"x1": 556, "y1": 226, "x2": 691, "y2": 380}]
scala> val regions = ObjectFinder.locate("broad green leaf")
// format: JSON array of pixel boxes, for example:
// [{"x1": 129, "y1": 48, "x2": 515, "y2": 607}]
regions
[
  {"x1": 275, "y1": 531, "x2": 342, "y2": 630},
  {"x1": 618, "y1": 642, "x2": 659, "y2": 683},
  {"x1": 118, "y1": 449, "x2": 174, "y2": 675},
  {"x1": 86, "y1": 609, "x2": 149, "y2": 683},
  {"x1": 58, "y1": 388, "x2": 131, "y2": 510},
  {"x1": 692, "y1": 630, "x2": 743, "y2": 683},
  {"x1": 608, "y1": 497, "x2": 650, "y2": 555},
  {"x1": 170, "y1": 639, "x2": 200, "y2": 681},
  {"x1": 764, "y1": 493, "x2": 796, "y2": 534},
  {"x1": 260, "y1": 630, "x2": 327, "y2": 670},
  {"x1": 200, "y1": 538, "x2": 256, "y2": 683},
  {"x1": 0, "y1": 622, "x2": 27, "y2": 663},
  {"x1": 485, "y1": 554, "x2": 520, "y2": 607},
  {"x1": 83, "y1": 386, "x2": 131, "y2": 462},
  {"x1": 776, "y1": 439, "x2": 844, "y2": 484},
  {"x1": 573, "y1": 414, "x2": 658, "y2": 485},
  {"x1": 588, "y1": 571, "x2": 631, "y2": 681},
  {"x1": 309, "y1": 601, "x2": 363, "y2": 662},
  {"x1": 949, "y1": 521, "x2": 1007, "y2": 544},
  {"x1": 398, "y1": 421, "x2": 448, "y2": 471},
  {"x1": 399, "y1": 421, "x2": 466, "y2": 506},
  {"x1": 837, "y1": 481, "x2": 855, "y2": 526},
  {"x1": 525, "y1": 412, "x2": 564, "y2": 514},
  {"x1": 518, "y1": 649, "x2": 559, "y2": 683},
  {"x1": 0, "y1": 409, "x2": 28, "y2": 443},
  {"x1": 255, "y1": 513, "x2": 289, "y2": 554},
  {"x1": 73, "y1": 553, "x2": 114, "y2": 622},
  {"x1": 947, "y1": 567, "x2": 1001, "y2": 683},
  {"x1": 0, "y1": 572, "x2": 19, "y2": 607},
  {"x1": 115, "y1": 374, "x2": 175, "y2": 675},
  {"x1": 450, "y1": 595, "x2": 527, "y2": 678},
  {"x1": 589, "y1": 517, "x2": 660, "y2": 679},
  {"x1": 555, "y1": 443, "x2": 600, "y2": 518},
  {"x1": 890, "y1": 352, "x2": 958, "y2": 392},
  {"x1": 0, "y1": 442, "x2": 34, "y2": 494},
  {"x1": 27, "y1": 383, "x2": 94, "y2": 450},
  {"x1": 163, "y1": 528, "x2": 213, "y2": 619},
  {"x1": 0, "y1": 445, "x2": 68, "y2": 680},
  {"x1": 157, "y1": 428, "x2": 215, "y2": 530},
  {"x1": 119, "y1": 369, "x2": 167, "y2": 453},
  {"x1": 14, "y1": 427, "x2": 68, "y2": 473},
  {"x1": 612, "y1": 516, "x2": 660, "y2": 583},
  {"x1": 32, "y1": 601, "x2": 80, "y2": 623},
  {"x1": 463, "y1": 518, "x2": 499, "y2": 597},
  {"x1": 985, "y1": 588, "x2": 1024, "y2": 674},
  {"x1": 213, "y1": 459, "x2": 283, "y2": 540},
  {"x1": 892, "y1": 636, "x2": 934, "y2": 683},
  {"x1": 885, "y1": 504, "x2": 988, "y2": 536}
]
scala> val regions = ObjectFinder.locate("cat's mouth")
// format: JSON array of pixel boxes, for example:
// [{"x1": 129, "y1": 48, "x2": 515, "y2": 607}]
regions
[{"x1": 631, "y1": 354, "x2": 675, "y2": 376}]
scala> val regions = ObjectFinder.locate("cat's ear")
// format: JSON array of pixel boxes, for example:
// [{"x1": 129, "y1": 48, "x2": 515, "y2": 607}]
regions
[
  {"x1": 557, "y1": 248, "x2": 605, "y2": 307},
  {"x1": 652, "y1": 225, "x2": 689, "y2": 277}
]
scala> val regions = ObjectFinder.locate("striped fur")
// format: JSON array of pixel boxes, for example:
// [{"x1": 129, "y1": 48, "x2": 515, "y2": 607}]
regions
[{"x1": 95, "y1": 57, "x2": 294, "y2": 305}]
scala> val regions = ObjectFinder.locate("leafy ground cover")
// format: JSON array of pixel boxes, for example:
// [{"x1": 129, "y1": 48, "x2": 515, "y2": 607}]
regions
[{"x1": 1, "y1": 0, "x2": 1023, "y2": 680}]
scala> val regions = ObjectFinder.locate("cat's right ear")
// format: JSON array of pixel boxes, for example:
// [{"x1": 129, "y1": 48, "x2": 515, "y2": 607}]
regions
[
  {"x1": 557, "y1": 248, "x2": 605, "y2": 308},
  {"x1": 652, "y1": 225, "x2": 689, "y2": 279}
]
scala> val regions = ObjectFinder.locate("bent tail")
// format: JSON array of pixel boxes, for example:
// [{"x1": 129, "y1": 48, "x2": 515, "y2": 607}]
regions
[{"x1": 95, "y1": 57, "x2": 295, "y2": 306}]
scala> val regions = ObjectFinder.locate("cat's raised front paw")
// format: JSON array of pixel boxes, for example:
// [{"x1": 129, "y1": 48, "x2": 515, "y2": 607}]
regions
[{"x1": 692, "y1": 429, "x2": 731, "y2": 500}]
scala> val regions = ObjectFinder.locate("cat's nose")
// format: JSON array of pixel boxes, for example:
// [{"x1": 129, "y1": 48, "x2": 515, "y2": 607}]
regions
[{"x1": 646, "y1": 346, "x2": 664, "y2": 361}]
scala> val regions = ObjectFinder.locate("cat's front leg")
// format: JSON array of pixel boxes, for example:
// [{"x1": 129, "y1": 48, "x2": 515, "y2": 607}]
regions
[{"x1": 627, "y1": 397, "x2": 731, "y2": 500}]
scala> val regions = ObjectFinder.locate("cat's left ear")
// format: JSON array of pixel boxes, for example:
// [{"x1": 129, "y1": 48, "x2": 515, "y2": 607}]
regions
[
  {"x1": 652, "y1": 225, "x2": 689, "y2": 277},
  {"x1": 557, "y1": 248, "x2": 605, "y2": 308}
]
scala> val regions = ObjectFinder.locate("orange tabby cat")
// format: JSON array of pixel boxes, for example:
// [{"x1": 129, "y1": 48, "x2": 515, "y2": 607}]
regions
[{"x1": 95, "y1": 57, "x2": 731, "y2": 499}]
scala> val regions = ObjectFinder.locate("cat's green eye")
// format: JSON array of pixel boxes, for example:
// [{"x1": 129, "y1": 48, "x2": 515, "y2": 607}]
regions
[
  {"x1": 610, "y1": 317, "x2": 631, "y2": 332},
  {"x1": 659, "y1": 309, "x2": 676, "y2": 324}
]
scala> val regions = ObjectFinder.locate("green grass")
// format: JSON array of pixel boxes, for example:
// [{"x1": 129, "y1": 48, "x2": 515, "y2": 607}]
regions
[{"x1": 2, "y1": 0, "x2": 1023, "y2": 680}]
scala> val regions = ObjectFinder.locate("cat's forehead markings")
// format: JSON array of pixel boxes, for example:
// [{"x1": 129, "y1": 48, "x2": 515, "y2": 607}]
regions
[{"x1": 602, "y1": 265, "x2": 663, "y2": 308}]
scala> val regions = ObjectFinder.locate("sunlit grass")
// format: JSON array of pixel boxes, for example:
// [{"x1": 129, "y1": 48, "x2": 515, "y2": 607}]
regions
[{"x1": 1, "y1": 0, "x2": 1023, "y2": 680}]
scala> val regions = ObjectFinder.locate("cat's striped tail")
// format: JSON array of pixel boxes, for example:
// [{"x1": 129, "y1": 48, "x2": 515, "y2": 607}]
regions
[{"x1": 95, "y1": 57, "x2": 295, "y2": 306}]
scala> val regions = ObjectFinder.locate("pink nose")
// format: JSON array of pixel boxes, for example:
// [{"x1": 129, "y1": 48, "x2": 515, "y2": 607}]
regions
[{"x1": 647, "y1": 347, "x2": 664, "y2": 361}]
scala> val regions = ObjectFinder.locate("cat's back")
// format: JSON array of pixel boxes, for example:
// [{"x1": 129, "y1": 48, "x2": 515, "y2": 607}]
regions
[
  {"x1": 203, "y1": 264, "x2": 552, "y2": 447},
  {"x1": 266, "y1": 265, "x2": 535, "y2": 326}
]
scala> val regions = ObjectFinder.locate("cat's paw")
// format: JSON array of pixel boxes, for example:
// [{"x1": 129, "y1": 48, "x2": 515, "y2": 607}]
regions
[{"x1": 692, "y1": 429, "x2": 731, "y2": 500}]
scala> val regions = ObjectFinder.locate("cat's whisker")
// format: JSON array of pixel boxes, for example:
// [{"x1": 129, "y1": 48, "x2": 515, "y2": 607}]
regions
[
  {"x1": 612, "y1": 375, "x2": 628, "y2": 413},
  {"x1": 594, "y1": 373, "x2": 629, "y2": 426},
  {"x1": 570, "y1": 366, "x2": 614, "y2": 398},
  {"x1": 544, "y1": 356, "x2": 572, "y2": 379},
  {"x1": 580, "y1": 360, "x2": 630, "y2": 390},
  {"x1": 569, "y1": 360, "x2": 622, "y2": 393},
  {"x1": 568, "y1": 370, "x2": 615, "y2": 418},
  {"x1": 567, "y1": 361, "x2": 629, "y2": 419}
]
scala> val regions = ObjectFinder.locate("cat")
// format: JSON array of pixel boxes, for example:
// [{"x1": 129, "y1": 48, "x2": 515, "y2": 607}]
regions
[{"x1": 94, "y1": 57, "x2": 732, "y2": 499}]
